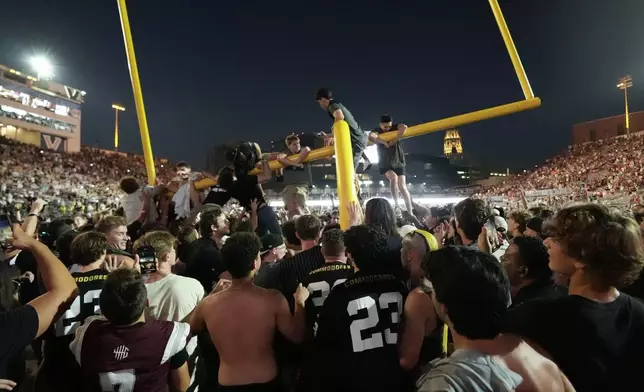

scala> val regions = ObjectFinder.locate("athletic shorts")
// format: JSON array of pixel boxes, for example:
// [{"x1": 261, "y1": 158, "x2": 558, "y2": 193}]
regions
[
  {"x1": 352, "y1": 146, "x2": 366, "y2": 171},
  {"x1": 379, "y1": 167, "x2": 406, "y2": 176},
  {"x1": 219, "y1": 378, "x2": 280, "y2": 392},
  {"x1": 282, "y1": 185, "x2": 308, "y2": 212}
]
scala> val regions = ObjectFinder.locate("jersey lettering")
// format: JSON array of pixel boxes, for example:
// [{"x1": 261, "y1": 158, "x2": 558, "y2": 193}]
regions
[
  {"x1": 307, "y1": 278, "x2": 346, "y2": 335},
  {"x1": 54, "y1": 289, "x2": 102, "y2": 337},
  {"x1": 347, "y1": 292, "x2": 403, "y2": 353}
]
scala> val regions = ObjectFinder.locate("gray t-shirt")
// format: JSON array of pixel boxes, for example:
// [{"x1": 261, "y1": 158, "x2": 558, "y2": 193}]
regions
[
  {"x1": 327, "y1": 100, "x2": 368, "y2": 150},
  {"x1": 416, "y1": 349, "x2": 523, "y2": 392}
]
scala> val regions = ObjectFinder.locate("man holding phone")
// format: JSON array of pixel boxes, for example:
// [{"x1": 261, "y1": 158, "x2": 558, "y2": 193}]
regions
[{"x1": 134, "y1": 231, "x2": 204, "y2": 359}]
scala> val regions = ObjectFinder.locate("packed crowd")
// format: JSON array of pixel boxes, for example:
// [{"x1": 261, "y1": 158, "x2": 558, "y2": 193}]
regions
[
  {"x1": 1, "y1": 88, "x2": 644, "y2": 392},
  {"x1": 479, "y1": 131, "x2": 644, "y2": 205},
  {"x1": 0, "y1": 136, "x2": 176, "y2": 221}
]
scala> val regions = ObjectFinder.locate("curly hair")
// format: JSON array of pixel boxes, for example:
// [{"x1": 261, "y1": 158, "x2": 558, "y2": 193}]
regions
[
  {"x1": 364, "y1": 198, "x2": 398, "y2": 238},
  {"x1": 343, "y1": 225, "x2": 388, "y2": 271},
  {"x1": 221, "y1": 232, "x2": 262, "y2": 279},
  {"x1": 544, "y1": 203, "x2": 644, "y2": 288}
]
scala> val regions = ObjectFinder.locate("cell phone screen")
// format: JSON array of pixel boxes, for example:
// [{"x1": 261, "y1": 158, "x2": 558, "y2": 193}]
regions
[
  {"x1": 137, "y1": 246, "x2": 157, "y2": 274},
  {"x1": 0, "y1": 215, "x2": 12, "y2": 247}
]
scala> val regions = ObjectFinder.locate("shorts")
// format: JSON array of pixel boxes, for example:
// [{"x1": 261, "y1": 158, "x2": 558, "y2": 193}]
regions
[
  {"x1": 352, "y1": 145, "x2": 366, "y2": 171},
  {"x1": 379, "y1": 167, "x2": 406, "y2": 176},
  {"x1": 282, "y1": 185, "x2": 308, "y2": 211},
  {"x1": 219, "y1": 378, "x2": 280, "y2": 392}
]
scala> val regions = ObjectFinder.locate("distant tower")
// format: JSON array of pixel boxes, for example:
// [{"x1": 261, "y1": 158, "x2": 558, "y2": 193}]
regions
[{"x1": 443, "y1": 129, "x2": 463, "y2": 156}]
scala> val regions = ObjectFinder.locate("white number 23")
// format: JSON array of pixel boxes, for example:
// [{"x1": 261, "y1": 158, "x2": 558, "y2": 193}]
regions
[{"x1": 348, "y1": 292, "x2": 403, "y2": 353}]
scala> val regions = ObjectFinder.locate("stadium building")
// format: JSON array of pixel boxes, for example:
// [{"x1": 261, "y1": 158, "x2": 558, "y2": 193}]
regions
[
  {"x1": 0, "y1": 64, "x2": 84, "y2": 152},
  {"x1": 572, "y1": 110, "x2": 644, "y2": 145}
]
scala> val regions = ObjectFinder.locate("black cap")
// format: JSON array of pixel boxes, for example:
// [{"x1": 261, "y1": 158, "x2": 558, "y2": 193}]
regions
[
  {"x1": 261, "y1": 234, "x2": 284, "y2": 253},
  {"x1": 526, "y1": 217, "x2": 544, "y2": 235},
  {"x1": 315, "y1": 88, "x2": 332, "y2": 100},
  {"x1": 380, "y1": 114, "x2": 392, "y2": 123}
]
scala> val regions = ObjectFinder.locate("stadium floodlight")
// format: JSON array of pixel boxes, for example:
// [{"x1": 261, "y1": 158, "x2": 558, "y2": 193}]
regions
[
  {"x1": 617, "y1": 75, "x2": 633, "y2": 135},
  {"x1": 29, "y1": 56, "x2": 54, "y2": 80},
  {"x1": 112, "y1": 104, "x2": 125, "y2": 152}
]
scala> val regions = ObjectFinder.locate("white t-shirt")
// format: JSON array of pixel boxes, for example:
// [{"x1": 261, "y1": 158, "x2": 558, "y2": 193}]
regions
[{"x1": 145, "y1": 274, "x2": 204, "y2": 355}]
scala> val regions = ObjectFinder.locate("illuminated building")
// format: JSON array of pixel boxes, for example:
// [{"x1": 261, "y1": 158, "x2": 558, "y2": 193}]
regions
[
  {"x1": 0, "y1": 64, "x2": 85, "y2": 152},
  {"x1": 443, "y1": 129, "x2": 463, "y2": 156}
]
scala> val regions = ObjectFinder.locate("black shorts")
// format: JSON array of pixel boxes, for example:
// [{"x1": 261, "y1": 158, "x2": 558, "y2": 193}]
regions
[
  {"x1": 219, "y1": 378, "x2": 280, "y2": 392},
  {"x1": 379, "y1": 167, "x2": 405, "y2": 176}
]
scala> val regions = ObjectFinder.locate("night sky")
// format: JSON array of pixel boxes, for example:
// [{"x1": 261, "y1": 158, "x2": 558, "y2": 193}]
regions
[{"x1": 2, "y1": 0, "x2": 642, "y2": 172}]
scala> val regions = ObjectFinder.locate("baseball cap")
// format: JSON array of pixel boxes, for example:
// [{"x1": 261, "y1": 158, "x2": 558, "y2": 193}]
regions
[{"x1": 261, "y1": 234, "x2": 285, "y2": 254}]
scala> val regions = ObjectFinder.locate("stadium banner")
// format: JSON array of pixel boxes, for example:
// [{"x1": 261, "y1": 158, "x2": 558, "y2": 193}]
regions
[
  {"x1": 524, "y1": 188, "x2": 570, "y2": 197},
  {"x1": 40, "y1": 133, "x2": 66, "y2": 152}
]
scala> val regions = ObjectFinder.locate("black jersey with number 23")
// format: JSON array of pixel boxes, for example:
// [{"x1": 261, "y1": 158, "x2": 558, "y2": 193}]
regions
[{"x1": 307, "y1": 271, "x2": 408, "y2": 392}]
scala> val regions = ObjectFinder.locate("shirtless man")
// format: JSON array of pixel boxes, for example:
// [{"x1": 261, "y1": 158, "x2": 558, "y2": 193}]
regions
[
  {"x1": 189, "y1": 232, "x2": 309, "y2": 391},
  {"x1": 399, "y1": 230, "x2": 443, "y2": 372},
  {"x1": 418, "y1": 247, "x2": 574, "y2": 392}
]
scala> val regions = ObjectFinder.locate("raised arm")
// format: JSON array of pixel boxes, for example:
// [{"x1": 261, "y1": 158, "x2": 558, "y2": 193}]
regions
[{"x1": 10, "y1": 225, "x2": 78, "y2": 338}]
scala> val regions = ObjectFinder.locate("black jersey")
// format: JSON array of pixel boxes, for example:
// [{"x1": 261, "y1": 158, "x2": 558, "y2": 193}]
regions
[
  {"x1": 37, "y1": 269, "x2": 109, "y2": 391},
  {"x1": 303, "y1": 271, "x2": 408, "y2": 392},
  {"x1": 301, "y1": 262, "x2": 354, "y2": 336}
]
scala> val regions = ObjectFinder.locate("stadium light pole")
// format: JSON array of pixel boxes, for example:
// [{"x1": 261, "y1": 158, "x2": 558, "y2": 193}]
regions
[
  {"x1": 617, "y1": 75, "x2": 633, "y2": 135},
  {"x1": 29, "y1": 56, "x2": 54, "y2": 80},
  {"x1": 111, "y1": 104, "x2": 125, "y2": 152}
]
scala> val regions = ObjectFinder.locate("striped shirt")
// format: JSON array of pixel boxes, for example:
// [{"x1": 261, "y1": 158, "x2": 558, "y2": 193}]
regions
[{"x1": 278, "y1": 246, "x2": 325, "y2": 297}]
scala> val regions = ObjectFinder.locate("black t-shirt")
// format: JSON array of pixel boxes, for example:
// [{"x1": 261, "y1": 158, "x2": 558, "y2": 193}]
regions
[
  {"x1": 374, "y1": 125, "x2": 405, "y2": 169},
  {"x1": 254, "y1": 262, "x2": 281, "y2": 290},
  {"x1": 183, "y1": 238, "x2": 226, "y2": 292},
  {"x1": 229, "y1": 175, "x2": 266, "y2": 210},
  {"x1": 303, "y1": 271, "x2": 408, "y2": 392},
  {"x1": 202, "y1": 185, "x2": 230, "y2": 207},
  {"x1": 301, "y1": 262, "x2": 354, "y2": 336},
  {"x1": 278, "y1": 246, "x2": 325, "y2": 298},
  {"x1": 327, "y1": 100, "x2": 368, "y2": 150},
  {"x1": 503, "y1": 293, "x2": 644, "y2": 392},
  {"x1": 0, "y1": 305, "x2": 39, "y2": 379}
]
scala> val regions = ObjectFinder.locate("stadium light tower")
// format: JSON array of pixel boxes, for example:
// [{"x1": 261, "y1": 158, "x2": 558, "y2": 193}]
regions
[
  {"x1": 617, "y1": 75, "x2": 633, "y2": 135},
  {"x1": 29, "y1": 56, "x2": 54, "y2": 80},
  {"x1": 112, "y1": 104, "x2": 126, "y2": 152}
]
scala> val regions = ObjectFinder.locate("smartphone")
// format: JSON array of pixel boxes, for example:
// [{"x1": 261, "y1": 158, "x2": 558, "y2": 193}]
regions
[
  {"x1": 137, "y1": 246, "x2": 157, "y2": 274},
  {"x1": 0, "y1": 214, "x2": 12, "y2": 248}
]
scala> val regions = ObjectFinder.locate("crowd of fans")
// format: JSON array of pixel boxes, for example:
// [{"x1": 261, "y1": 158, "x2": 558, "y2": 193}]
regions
[
  {"x1": 478, "y1": 131, "x2": 644, "y2": 210},
  {"x1": 1, "y1": 131, "x2": 644, "y2": 392}
]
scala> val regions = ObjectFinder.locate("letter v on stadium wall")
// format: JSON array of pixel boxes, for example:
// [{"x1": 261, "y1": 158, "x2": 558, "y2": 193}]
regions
[{"x1": 192, "y1": 0, "x2": 540, "y2": 190}]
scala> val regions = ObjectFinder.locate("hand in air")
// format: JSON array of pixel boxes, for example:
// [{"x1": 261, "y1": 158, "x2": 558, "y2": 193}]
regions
[
  {"x1": 347, "y1": 201, "x2": 363, "y2": 227},
  {"x1": 477, "y1": 226, "x2": 493, "y2": 254},
  {"x1": 6, "y1": 225, "x2": 37, "y2": 251},
  {"x1": 294, "y1": 283, "x2": 310, "y2": 306},
  {"x1": 250, "y1": 198, "x2": 259, "y2": 212},
  {"x1": 0, "y1": 379, "x2": 16, "y2": 390}
]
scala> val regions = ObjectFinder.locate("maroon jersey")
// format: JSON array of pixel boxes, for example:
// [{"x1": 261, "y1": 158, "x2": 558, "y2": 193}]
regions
[{"x1": 70, "y1": 316, "x2": 190, "y2": 392}]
